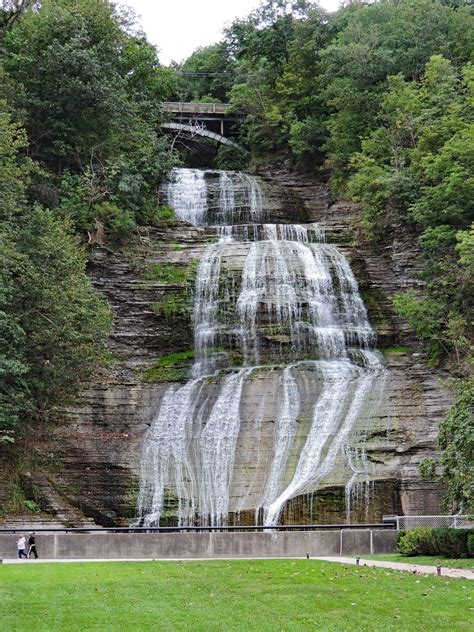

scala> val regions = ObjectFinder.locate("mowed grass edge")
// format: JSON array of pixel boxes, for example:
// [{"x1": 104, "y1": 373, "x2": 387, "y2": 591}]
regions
[
  {"x1": 0, "y1": 559, "x2": 472, "y2": 632},
  {"x1": 358, "y1": 554, "x2": 474, "y2": 570}
]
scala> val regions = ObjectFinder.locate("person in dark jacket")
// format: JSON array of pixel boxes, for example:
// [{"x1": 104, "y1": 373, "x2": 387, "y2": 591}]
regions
[{"x1": 27, "y1": 532, "x2": 38, "y2": 559}]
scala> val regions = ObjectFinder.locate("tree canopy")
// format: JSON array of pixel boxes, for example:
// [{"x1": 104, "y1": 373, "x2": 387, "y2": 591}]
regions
[{"x1": 0, "y1": 0, "x2": 181, "y2": 439}]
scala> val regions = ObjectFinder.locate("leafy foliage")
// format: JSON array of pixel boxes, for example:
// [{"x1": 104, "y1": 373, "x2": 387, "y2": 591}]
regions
[
  {"x1": 15, "y1": 210, "x2": 112, "y2": 411},
  {"x1": 2, "y1": 0, "x2": 179, "y2": 233},
  {"x1": 1, "y1": 209, "x2": 112, "y2": 438},
  {"x1": 177, "y1": 43, "x2": 236, "y2": 102},
  {"x1": 215, "y1": 144, "x2": 250, "y2": 170},
  {"x1": 438, "y1": 380, "x2": 474, "y2": 513},
  {"x1": 153, "y1": 206, "x2": 176, "y2": 224},
  {"x1": 142, "y1": 260, "x2": 197, "y2": 286},
  {"x1": 0, "y1": 0, "x2": 188, "y2": 437},
  {"x1": 397, "y1": 528, "x2": 473, "y2": 558},
  {"x1": 151, "y1": 294, "x2": 190, "y2": 319},
  {"x1": 141, "y1": 351, "x2": 195, "y2": 383},
  {"x1": 0, "y1": 234, "x2": 30, "y2": 437},
  {"x1": 396, "y1": 529, "x2": 437, "y2": 556},
  {"x1": 349, "y1": 56, "x2": 473, "y2": 371}
]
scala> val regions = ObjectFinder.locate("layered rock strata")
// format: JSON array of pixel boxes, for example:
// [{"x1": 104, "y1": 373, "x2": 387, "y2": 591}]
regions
[{"x1": 0, "y1": 170, "x2": 449, "y2": 526}]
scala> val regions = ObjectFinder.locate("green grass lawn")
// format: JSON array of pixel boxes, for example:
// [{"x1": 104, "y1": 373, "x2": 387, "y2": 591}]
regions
[
  {"x1": 359, "y1": 554, "x2": 474, "y2": 570},
  {"x1": 1, "y1": 560, "x2": 472, "y2": 632}
]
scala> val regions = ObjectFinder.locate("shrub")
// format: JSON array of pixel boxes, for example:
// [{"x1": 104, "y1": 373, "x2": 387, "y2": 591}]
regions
[
  {"x1": 109, "y1": 210, "x2": 137, "y2": 243},
  {"x1": 468, "y1": 533, "x2": 474, "y2": 557},
  {"x1": 397, "y1": 527, "x2": 474, "y2": 558},
  {"x1": 153, "y1": 206, "x2": 176, "y2": 224},
  {"x1": 23, "y1": 499, "x2": 41, "y2": 513},
  {"x1": 396, "y1": 529, "x2": 435, "y2": 556},
  {"x1": 431, "y1": 528, "x2": 470, "y2": 558}
]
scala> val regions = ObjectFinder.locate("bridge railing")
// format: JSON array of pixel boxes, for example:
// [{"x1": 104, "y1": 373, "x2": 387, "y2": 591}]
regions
[{"x1": 162, "y1": 101, "x2": 230, "y2": 115}]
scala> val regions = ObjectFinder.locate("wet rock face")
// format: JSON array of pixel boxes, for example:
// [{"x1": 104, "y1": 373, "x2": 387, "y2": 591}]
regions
[
  {"x1": 161, "y1": 168, "x2": 308, "y2": 227},
  {"x1": 0, "y1": 171, "x2": 450, "y2": 526}
]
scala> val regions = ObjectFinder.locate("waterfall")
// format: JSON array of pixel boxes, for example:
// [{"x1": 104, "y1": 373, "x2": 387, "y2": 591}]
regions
[
  {"x1": 164, "y1": 168, "x2": 267, "y2": 225},
  {"x1": 259, "y1": 366, "x2": 301, "y2": 512},
  {"x1": 137, "y1": 168, "x2": 386, "y2": 527},
  {"x1": 165, "y1": 168, "x2": 208, "y2": 225},
  {"x1": 197, "y1": 368, "x2": 254, "y2": 525},
  {"x1": 263, "y1": 359, "x2": 379, "y2": 526}
]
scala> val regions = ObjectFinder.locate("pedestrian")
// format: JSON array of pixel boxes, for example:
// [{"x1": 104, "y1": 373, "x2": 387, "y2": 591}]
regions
[
  {"x1": 16, "y1": 534, "x2": 27, "y2": 559},
  {"x1": 27, "y1": 532, "x2": 38, "y2": 559}
]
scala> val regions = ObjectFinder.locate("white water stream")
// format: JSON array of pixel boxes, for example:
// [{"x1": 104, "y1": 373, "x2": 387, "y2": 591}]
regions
[{"x1": 136, "y1": 168, "x2": 386, "y2": 527}]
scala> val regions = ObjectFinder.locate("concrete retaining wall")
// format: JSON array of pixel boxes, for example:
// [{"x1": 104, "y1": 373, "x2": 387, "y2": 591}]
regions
[{"x1": 0, "y1": 529, "x2": 396, "y2": 560}]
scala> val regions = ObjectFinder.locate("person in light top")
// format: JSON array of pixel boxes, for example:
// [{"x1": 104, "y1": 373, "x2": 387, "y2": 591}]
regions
[{"x1": 16, "y1": 535, "x2": 27, "y2": 559}]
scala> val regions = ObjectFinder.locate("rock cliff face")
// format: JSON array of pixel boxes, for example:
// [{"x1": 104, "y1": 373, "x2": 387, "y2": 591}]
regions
[{"x1": 0, "y1": 170, "x2": 450, "y2": 526}]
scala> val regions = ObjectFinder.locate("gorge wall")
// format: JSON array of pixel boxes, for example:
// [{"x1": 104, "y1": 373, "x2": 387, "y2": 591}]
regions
[{"x1": 0, "y1": 169, "x2": 450, "y2": 527}]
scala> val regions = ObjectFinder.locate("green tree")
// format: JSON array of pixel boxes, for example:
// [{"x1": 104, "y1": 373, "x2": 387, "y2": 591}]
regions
[
  {"x1": 2, "y1": 0, "x2": 178, "y2": 233},
  {"x1": 0, "y1": 234, "x2": 30, "y2": 438},
  {"x1": 3, "y1": 0, "x2": 128, "y2": 172},
  {"x1": 0, "y1": 101, "x2": 32, "y2": 437},
  {"x1": 438, "y1": 380, "x2": 474, "y2": 513},
  {"x1": 350, "y1": 56, "x2": 472, "y2": 369},
  {"x1": 0, "y1": 93, "x2": 112, "y2": 438},
  {"x1": 0, "y1": 96, "x2": 36, "y2": 223},
  {"x1": 274, "y1": 7, "x2": 334, "y2": 165},
  {"x1": 13, "y1": 210, "x2": 112, "y2": 418},
  {"x1": 0, "y1": 0, "x2": 36, "y2": 38},
  {"x1": 178, "y1": 43, "x2": 235, "y2": 102},
  {"x1": 321, "y1": 0, "x2": 472, "y2": 185},
  {"x1": 224, "y1": 0, "x2": 316, "y2": 158}
]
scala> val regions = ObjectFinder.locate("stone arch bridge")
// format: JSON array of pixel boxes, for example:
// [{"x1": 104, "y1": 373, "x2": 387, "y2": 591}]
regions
[{"x1": 161, "y1": 102, "x2": 240, "y2": 147}]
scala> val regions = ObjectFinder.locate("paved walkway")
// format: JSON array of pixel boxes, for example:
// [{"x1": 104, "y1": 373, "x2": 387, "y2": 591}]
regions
[
  {"x1": 2, "y1": 556, "x2": 473, "y2": 578},
  {"x1": 314, "y1": 556, "x2": 474, "y2": 580}
]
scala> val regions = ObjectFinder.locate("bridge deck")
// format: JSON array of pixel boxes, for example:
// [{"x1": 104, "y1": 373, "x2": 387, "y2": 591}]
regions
[{"x1": 163, "y1": 102, "x2": 230, "y2": 115}]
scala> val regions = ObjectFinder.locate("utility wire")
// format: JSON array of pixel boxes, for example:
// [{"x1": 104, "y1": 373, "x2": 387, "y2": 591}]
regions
[{"x1": 174, "y1": 71, "x2": 258, "y2": 77}]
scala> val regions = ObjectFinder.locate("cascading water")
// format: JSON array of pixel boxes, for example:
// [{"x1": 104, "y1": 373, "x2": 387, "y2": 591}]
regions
[
  {"x1": 136, "y1": 168, "x2": 386, "y2": 527},
  {"x1": 164, "y1": 168, "x2": 266, "y2": 225}
]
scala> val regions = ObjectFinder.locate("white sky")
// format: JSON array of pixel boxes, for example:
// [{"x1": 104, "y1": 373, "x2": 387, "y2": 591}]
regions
[{"x1": 124, "y1": 1, "x2": 341, "y2": 65}]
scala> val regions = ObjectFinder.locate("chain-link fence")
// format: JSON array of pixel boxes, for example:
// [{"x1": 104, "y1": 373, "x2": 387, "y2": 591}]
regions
[{"x1": 393, "y1": 515, "x2": 473, "y2": 530}]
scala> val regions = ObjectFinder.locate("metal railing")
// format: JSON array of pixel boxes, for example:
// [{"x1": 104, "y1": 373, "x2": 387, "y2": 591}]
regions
[
  {"x1": 162, "y1": 102, "x2": 230, "y2": 115},
  {"x1": 0, "y1": 522, "x2": 396, "y2": 534},
  {"x1": 384, "y1": 515, "x2": 473, "y2": 530}
]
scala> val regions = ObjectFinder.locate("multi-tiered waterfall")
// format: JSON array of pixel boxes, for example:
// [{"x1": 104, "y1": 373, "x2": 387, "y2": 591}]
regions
[{"x1": 136, "y1": 168, "x2": 386, "y2": 527}]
